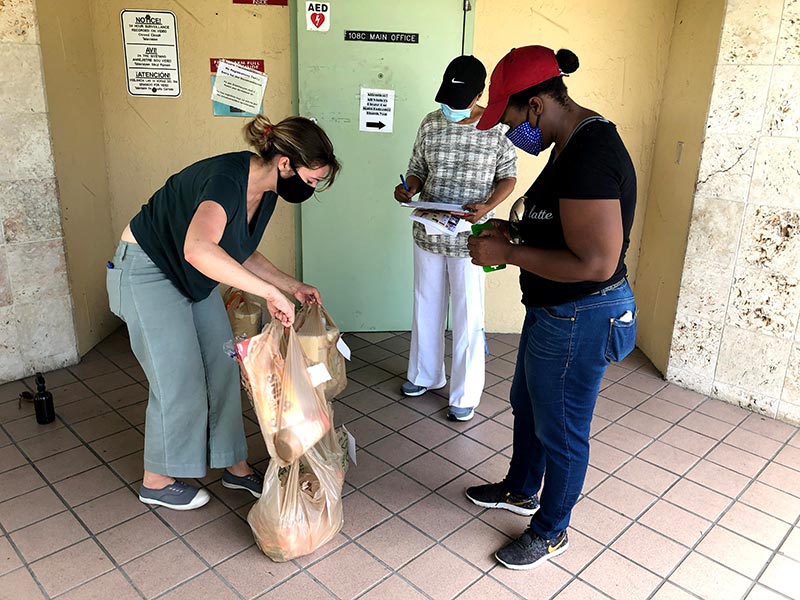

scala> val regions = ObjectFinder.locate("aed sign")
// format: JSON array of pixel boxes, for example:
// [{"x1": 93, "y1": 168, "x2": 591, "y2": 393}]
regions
[{"x1": 306, "y1": 2, "x2": 330, "y2": 31}]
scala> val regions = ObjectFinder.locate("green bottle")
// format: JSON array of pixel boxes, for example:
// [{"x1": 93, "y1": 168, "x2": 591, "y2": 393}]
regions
[{"x1": 471, "y1": 223, "x2": 506, "y2": 272}]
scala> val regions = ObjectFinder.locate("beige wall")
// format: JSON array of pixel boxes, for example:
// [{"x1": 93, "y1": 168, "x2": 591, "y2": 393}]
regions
[
  {"x1": 473, "y1": 0, "x2": 680, "y2": 332},
  {"x1": 635, "y1": 0, "x2": 727, "y2": 373}
]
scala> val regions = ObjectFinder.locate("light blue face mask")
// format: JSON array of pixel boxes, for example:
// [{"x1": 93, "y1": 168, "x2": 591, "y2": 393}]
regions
[{"x1": 440, "y1": 103, "x2": 472, "y2": 123}]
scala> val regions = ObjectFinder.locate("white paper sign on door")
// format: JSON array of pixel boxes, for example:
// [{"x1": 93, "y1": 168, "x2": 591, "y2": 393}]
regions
[
  {"x1": 359, "y1": 88, "x2": 394, "y2": 133},
  {"x1": 211, "y1": 59, "x2": 268, "y2": 114},
  {"x1": 305, "y1": 2, "x2": 330, "y2": 31},
  {"x1": 121, "y1": 10, "x2": 180, "y2": 97}
]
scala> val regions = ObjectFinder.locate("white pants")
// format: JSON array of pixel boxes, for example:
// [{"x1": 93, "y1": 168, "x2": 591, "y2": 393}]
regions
[{"x1": 407, "y1": 244, "x2": 486, "y2": 409}]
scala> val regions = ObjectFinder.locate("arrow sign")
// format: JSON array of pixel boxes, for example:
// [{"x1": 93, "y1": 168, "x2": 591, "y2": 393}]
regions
[
  {"x1": 366, "y1": 121, "x2": 385, "y2": 129},
  {"x1": 359, "y1": 88, "x2": 394, "y2": 133}
]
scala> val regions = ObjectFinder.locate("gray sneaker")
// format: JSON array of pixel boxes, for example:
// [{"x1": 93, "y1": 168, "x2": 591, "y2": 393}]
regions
[
  {"x1": 401, "y1": 380, "x2": 445, "y2": 397},
  {"x1": 447, "y1": 406, "x2": 475, "y2": 421},
  {"x1": 139, "y1": 481, "x2": 210, "y2": 511},
  {"x1": 495, "y1": 528, "x2": 569, "y2": 570},
  {"x1": 221, "y1": 469, "x2": 264, "y2": 498}
]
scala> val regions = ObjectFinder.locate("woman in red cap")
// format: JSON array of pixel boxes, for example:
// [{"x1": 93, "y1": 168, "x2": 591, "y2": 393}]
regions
[{"x1": 466, "y1": 46, "x2": 637, "y2": 570}]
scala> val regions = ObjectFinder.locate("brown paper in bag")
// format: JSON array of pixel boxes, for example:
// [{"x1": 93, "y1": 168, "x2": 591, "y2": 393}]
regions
[{"x1": 294, "y1": 304, "x2": 347, "y2": 400}]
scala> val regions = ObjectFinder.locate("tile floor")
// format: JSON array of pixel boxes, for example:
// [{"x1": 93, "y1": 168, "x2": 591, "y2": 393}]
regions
[{"x1": 1, "y1": 329, "x2": 799, "y2": 600}]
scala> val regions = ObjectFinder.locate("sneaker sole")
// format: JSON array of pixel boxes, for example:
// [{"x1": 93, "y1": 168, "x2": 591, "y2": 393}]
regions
[
  {"x1": 221, "y1": 479, "x2": 262, "y2": 498},
  {"x1": 402, "y1": 383, "x2": 446, "y2": 397},
  {"x1": 495, "y1": 542, "x2": 568, "y2": 570},
  {"x1": 447, "y1": 411, "x2": 475, "y2": 422},
  {"x1": 139, "y1": 492, "x2": 210, "y2": 511},
  {"x1": 464, "y1": 491, "x2": 539, "y2": 516}
]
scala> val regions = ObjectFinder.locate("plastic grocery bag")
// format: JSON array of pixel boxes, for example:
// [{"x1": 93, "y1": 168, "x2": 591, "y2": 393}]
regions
[
  {"x1": 294, "y1": 304, "x2": 347, "y2": 400},
  {"x1": 248, "y1": 406, "x2": 347, "y2": 562},
  {"x1": 236, "y1": 320, "x2": 331, "y2": 465}
]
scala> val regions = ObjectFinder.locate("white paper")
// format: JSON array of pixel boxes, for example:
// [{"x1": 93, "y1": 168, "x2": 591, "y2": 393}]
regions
[
  {"x1": 342, "y1": 425, "x2": 357, "y2": 465},
  {"x1": 306, "y1": 2, "x2": 330, "y2": 31},
  {"x1": 400, "y1": 201, "x2": 469, "y2": 214},
  {"x1": 307, "y1": 362, "x2": 332, "y2": 388},
  {"x1": 410, "y1": 209, "x2": 473, "y2": 237},
  {"x1": 211, "y1": 59, "x2": 268, "y2": 113},
  {"x1": 336, "y1": 336, "x2": 351, "y2": 361},
  {"x1": 121, "y1": 10, "x2": 180, "y2": 97},
  {"x1": 618, "y1": 310, "x2": 634, "y2": 323},
  {"x1": 359, "y1": 88, "x2": 394, "y2": 133}
]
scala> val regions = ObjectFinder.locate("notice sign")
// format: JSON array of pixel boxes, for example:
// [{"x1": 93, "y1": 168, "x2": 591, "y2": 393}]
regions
[
  {"x1": 121, "y1": 10, "x2": 180, "y2": 97},
  {"x1": 210, "y1": 59, "x2": 265, "y2": 117},
  {"x1": 345, "y1": 30, "x2": 419, "y2": 44},
  {"x1": 232, "y1": 0, "x2": 288, "y2": 5},
  {"x1": 359, "y1": 88, "x2": 394, "y2": 133},
  {"x1": 211, "y1": 59, "x2": 268, "y2": 114},
  {"x1": 306, "y1": 2, "x2": 330, "y2": 31}
]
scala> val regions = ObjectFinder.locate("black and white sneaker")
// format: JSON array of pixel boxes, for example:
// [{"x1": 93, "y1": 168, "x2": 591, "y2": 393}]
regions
[
  {"x1": 139, "y1": 481, "x2": 210, "y2": 511},
  {"x1": 221, "y1": 468, "x2": 264, "y2": 498},
  {"x1": 465, "y1": 482, "x2": 539, "y2": 516},
  {"x1": 495, "y1": 528, "x2": 569, "y2": 570}
]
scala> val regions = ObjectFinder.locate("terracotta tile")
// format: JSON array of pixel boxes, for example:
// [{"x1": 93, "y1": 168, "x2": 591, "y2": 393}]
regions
[
  {"x1": 341, "y1": 490, "x2": 391, "y2": 538},
  {"x1": 307, "y1": 543, "x2": 389, "y2": 598},
  {"x1": 292, "y1": 532, "x2": 348, "y2": 567},
  {"x1": 205, "y1": 479, "x2": 255, "y2": 511},
  {"x1": 259, "y1": 571, "x2": 332, "y2": 599},
  {"x1": 434, "y1": 436, "x2": 495, "y2": 470},
  {"x1": 588, "y1": 476, "x2": 657, "y2": 519},
  {"x1": 0, "y1": 536, "x2": 22, "y2": 576},
  {"x1": 746, "y1": 584, "x2": 791, "y2": 600},
  {"x1": 779, "y1": 527, "x2": 800, "y2": 561},
  {"x1": 184, "y1": 513, "x2": 253, "y2": 566},
  {"x1": 398, "y1": 392, "x2": 447, "y2": 416},
  {"x1": 594, "y1": 423, "x2": 652, "y2": 455},
  {"x1": 759, "y1": 554, "x2": 800, "y2": 598},
  {"x1": 346, "y1": 416, "x2": 392, "y2": 447},
  {"x1": 400, "y1": 545, "x2": 481, "y2": 600},
  {"x1": 58, "y1": 570, "x2": 147, "y2": 600},
  {"x1": 83, "y1": 371, "x2": 135, "y2": 395},
  {"x1": 53, "y1": 465, "x2": 124, "y2": 507},
  {"x1": 637, "y1": 397, "x2": 692, "y2": 424},
  {"x1": 29, "y1": 539, "x2": 113, "y2": 597},
  {"x1": 347, "y1": 365, "x2": 395, "y2": 388},
  {"x1": 89, "y1": 429, "x2": 144, "y2": 463},
  {"x1": 774, "y1": 444, "x2": 800, "y2": 471},
  {"x1": 603, "y1": 380, "x2": 654, "y2": 405},
  {"x1": 436, "y1": 472, "x2": 490, "y2": 515},
  {"x1": 362, "y1": 471, "x2": 429, "y2": 513},
  {"x1": 160, "y1": 570, "x2": 238, "y2": 599},
  {"x1": 0, "y1": 567, "x2": 46, "y2": 599},
  {"x1": 582, "y1": 465, "x2": 607, "y2": 493},
  {"x1": 697, "y1": 526, "x2": 773, "y2": 579},
  {"x1": 0, "y1": 464, "x2": 45, "y2": 502},
  {"x1": 758, "y1": 462, "x2": 800, "y2": 497},
  {"x1": 352, "y1": 342, "x2": 394, "y2": 363},
  {"x1": 0, "y1": 398, "x2": 36, "y2": 425},
  {"x1": 685, "y1": 460, "x2": 750, "y2": 498},
  {"x1": 656, "y1": 384, "x2": 706, "y2": 409},
  {"x1": 490, "y1": 560, "x2": 572, "y2": 599},
  {"x1": 108, "y1": 450, "x2": 144, "y2": 483},
  {"x1": 373, "y1": 354, "x2": 409, "y2": 376},
  {"x1": 719, "y1": 503, "x2": 792, "y2": 548},
  {"x1": 331, "y1": 400, "x2": 360, "y2": 425},
  {"x1": 117, "y1": 401, "x2": 146, "y2": 427},
  {"x1": 639, "y1": 501, "x2": 711, "y2": 547},
  {"x1": 638, "y1": 441, "x2": 699, "y2": 475},
  {"x1": 570, "y1": 498, "x2": 632, "y2": 544},
  {"x1": 588, "y1": 440, "x2": 631, "y2": 474},
  {"x1": 475, "y1": 393, "x2": 511, "y2": 418},
  {"x1": 581, "y1": 550, "x2": 661, "y2": 600},
  {"x1": 96, "y1": 512, "x2": 175, "y2": 564},
  {"x1": 740, "y1": 481, "x2": 800, "y2": 524},
  {"x1": 604, "y1": 364, "x2": 630, "y2": 381},
  {"x1": 344, "y1": 450, "x2": 392, "y2": 489},
  {"x1": 553, "y1": 528, "x2": 604, "y2": 575},
  {"x1": 74, "y1": 487, "x2": 147, "y2": 534},
  {"x1": 725, "y1": 427, "x2": 784, "y2": 459},
  {"x1": 122, "y1": 539, "x2": 206, "y2": 598},
  {"x1": 706, "y1": 443, "x2": 768, "y2": 478},
  {"x1": 680, "y1": 412, "x2": 735, "y2": 441},
  {"x1": 485, "y1": 358, "x2": 516, "y2": 379},
  {"x1": 594, "y1": 396, "x2": 631, "y2": 421},
  {"x1": 370, "y1": 402, "x2": 422, "y2": 430},
  {"x1": 17, "y1": 427, "x2": 81, "y2": 461},
  {"x1": 372, "y1": 376, "x2": 411, "y2": 402},
  {"x1": 359, "y1": 575, "x2": 428, "y2": 600},
  {"x1": 442, "y1": 518, "x2": 510, "y2": 571},
  {"x1": 487, "y1": 338, "x2": 516, "y2": 358},
  {"x1": 56, "y1": 396, "x2": 112, "y2": 425},
  {"x1": 469, "y1": 453, "x2": 511, "y2": 485},
  {"x1": 215, "y1": 545, "x2": 298, "y2": 598},
  {"x1": 68, "y1": 355, "x2": 118, "y2": 380},
  {"x1": 615, "y1": 458, "x2": 679, "y2": 495},
  {"x1": 400, "y1": 452, "x2": 464, "y2": 491},
  {"x1": 154, "y1": 496, "x2": 229, "y2": 535},
  {"x1": 663, "y1": 478, "x2": 731, "y2": 521},
  {"x1": 740, "y1": 412, "x2": 797, "y2": 442},
  {"x1": 71, "y1": 412, "x2": 131, "y2": 443},
  {"x1": 48, "y1": 381, "x2": 97, "y2": 405},
  {"x1": 790, "y1": 429, "x2": 800, "y2": 449},
  {"x1": 0, "y1": 428, "x2": 10, "y2": 448},
  {"x1": 465, "y1": 420, "x2": 512, "y2": 451},
  {"x1": 10, "y1": 511, "x2": 89, "y2": 563},
  {"x1": 556, "y1": 579, "x2": 611, "y2": 600},
  {"x1": 612, "y1": 522, "x2": 687, "y2": 577},
  {"x1": 616, "y1": 409, "x2": 672, "y2": 438},
  {"x1": 670, "y1": 552, "x2": 751, "y2": 600},
  {"x1": 358, "y1": 517, "x2": 433, "y2": 569},
  {"x1": 650, "y1": 582, "x2": 701, "y2": 599},
  {"x1": 27, "y1": 368, "x2": 77, "y2": 389},
  {"x1": 696, "y1": 398, "x2": 750, "y2": 425},
  {"x1": 4, "y1": 415, "x2": 63, "y2": 443},
  {"x1": 478, "y1": 504, "x2": 530, "y2": 541},
  {"x1": 100, "y1": 383, "x2": 148, "y2": 409},
  {"x1": 400, "y1": 494, "x2": 472, "y2": 541},
  {"x1": 589, "y1": 415, "x2": 612, "y2": 437},
  {"x1": 36, "y1": 445, "x2": 101, "y2": 483},
  {"x1": 0, "y1": 486, "x2": 66, "y2": 532},
  {"x1": 366, "y1": 433, "x2": 426, "y2": 467}
]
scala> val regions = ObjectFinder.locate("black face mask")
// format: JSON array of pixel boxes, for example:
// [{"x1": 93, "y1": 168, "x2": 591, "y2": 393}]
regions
[{"x1": 277, "y1": 164, "x2": 315, "y2": 204}]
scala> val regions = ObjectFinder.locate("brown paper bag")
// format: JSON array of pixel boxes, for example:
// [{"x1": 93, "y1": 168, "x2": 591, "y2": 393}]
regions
[{"x1": 294, "y1": 304, "x2": 347, "y2": 400}]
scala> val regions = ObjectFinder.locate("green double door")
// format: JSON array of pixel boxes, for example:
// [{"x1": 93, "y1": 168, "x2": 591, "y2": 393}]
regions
[{"x1": 295, "y1": 0, "x2": 474, "y2": 331}]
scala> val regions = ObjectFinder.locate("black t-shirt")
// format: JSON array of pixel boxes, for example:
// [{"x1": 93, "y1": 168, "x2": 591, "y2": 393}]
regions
[
  {"x1": 130, "y1": 151, "x2": 277, "y2": 301},
  {"x1": 516, "y1": 118, "x2": 637, "y2": 307}
]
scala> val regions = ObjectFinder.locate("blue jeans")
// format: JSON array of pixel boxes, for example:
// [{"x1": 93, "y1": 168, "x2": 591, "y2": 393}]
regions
[{"x1": 504, "y1": 280, "x2": 636, "y2": 539}]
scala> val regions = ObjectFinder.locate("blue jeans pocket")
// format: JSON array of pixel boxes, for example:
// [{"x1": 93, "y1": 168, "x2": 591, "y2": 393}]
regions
[{"x1": 605, "y1": 310, "x2": 636, "y2": 363}]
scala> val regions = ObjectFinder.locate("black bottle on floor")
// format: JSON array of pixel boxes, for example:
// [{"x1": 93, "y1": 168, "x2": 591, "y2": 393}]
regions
[{"x1": 33, "y1": 373, "x2": 55, "y2": 424}]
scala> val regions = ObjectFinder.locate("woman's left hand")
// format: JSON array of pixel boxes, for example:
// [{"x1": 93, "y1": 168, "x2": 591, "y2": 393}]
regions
[
  {"x1": 293, "y1": 283, "x2": 322, "y2": 305},
  {"x1": 467, "y1": 231, "x2": 512, "y2": 266},
  {"x1": 462, "y1": 202, "x2": 491, "y2": 224}
]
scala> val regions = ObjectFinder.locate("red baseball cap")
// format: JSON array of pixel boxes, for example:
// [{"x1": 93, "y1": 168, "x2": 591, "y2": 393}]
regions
[{"x1": 477, "y1": 46, "x2": 562, "y2": 130}]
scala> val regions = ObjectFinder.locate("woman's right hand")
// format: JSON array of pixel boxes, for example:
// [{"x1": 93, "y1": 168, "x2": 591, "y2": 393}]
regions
[
  {"x1": 394, "y1": 183, "x2": 414, "y2": 203},
  {"x1": 264, "y1": 287, "x2": 295, "y2": 327}
]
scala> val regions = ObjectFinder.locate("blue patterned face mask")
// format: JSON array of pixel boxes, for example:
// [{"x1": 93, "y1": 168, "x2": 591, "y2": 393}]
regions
[
  {"x1": 440, "y1": 103, "x2": 472, "y2": 123},
  {"x1": 506, "y1": 114, "x2": 543, "y2": 155}
]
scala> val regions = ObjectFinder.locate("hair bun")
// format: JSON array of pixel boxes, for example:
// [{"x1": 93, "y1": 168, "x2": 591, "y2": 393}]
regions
[{"x1": 556, "y1": 49, "x2": 579, "y2": 75}]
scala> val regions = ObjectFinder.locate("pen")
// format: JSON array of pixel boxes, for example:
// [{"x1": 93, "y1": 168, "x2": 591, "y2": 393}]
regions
[{"x1": 400, "y1": 174, "x2": 410, "y2": 191}]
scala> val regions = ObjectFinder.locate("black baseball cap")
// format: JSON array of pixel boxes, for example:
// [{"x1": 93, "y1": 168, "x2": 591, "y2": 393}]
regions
[{"x1": 435, "y1": 55, "x2": 487, "y2": 110}]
